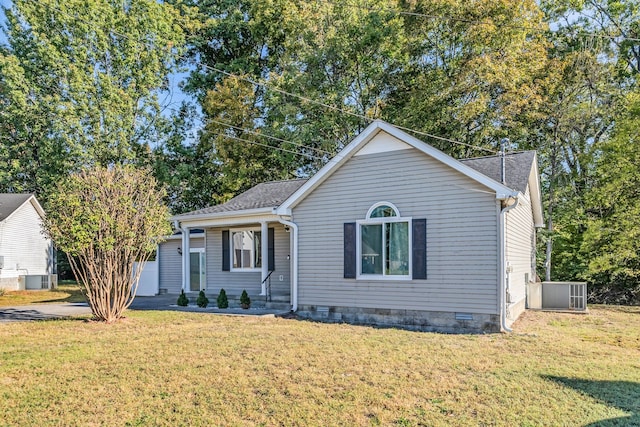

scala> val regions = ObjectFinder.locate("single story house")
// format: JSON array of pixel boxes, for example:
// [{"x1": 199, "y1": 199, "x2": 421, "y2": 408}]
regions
[
  {"x1": 167, "y1": 120, "x2": 543, "y2": 332},
  {"x1": 0, "y1": 194, "x2": 57, "y2": 290}
]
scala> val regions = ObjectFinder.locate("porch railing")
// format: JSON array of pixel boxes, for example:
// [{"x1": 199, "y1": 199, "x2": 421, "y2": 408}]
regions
[{"x1": 262, "y1": 270, "x2": 274, "y2": 302}]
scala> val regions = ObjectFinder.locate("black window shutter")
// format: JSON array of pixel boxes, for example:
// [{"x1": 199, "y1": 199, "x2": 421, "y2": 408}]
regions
[
  {"x1": 412, "y1": 219, "x2": 427, "y2": 280},
  {"x1": 344, "y1": 222, "x2": 357, "y2": 279},
  {"x1": 268, "y1": 227, "x2": 275, "y2": 271},
  {"x1": 222, "y1": 230, "x2": 230, "y2": 271}
]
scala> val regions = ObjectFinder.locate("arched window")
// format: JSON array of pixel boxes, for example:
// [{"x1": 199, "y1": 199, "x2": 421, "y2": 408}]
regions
[
  {"x1": 367, "y1": 202, "x2": 399, "y2": 219},
  {"x1": 358, "y1": 202, "x2": 410, "y2": 278}
]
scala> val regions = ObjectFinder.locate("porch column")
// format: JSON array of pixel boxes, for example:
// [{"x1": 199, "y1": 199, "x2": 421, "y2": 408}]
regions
[
  {"x1": 182, "y1": 227, "x2": 191, "y2": 292},
  {"x1": 260, "y1": 221, "x2": 268, "y2": 295}
]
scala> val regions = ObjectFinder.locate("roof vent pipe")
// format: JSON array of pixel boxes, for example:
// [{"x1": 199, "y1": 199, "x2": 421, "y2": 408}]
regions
[{"x1": 500, "y1": 138, "x2": 507, "y2": 185}]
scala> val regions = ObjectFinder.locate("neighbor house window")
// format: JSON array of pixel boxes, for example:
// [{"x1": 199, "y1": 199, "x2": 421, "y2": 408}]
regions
[
  {"x1": 231, "y1": 230, "x2": 261, "y2": 270},
  {"x1": 357, "y1": 202, "x2": 411, "y2": 278}
]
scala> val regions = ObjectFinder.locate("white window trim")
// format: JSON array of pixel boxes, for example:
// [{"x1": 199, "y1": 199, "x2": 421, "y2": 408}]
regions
[
  {"x1": 356, "y1": 216, "x2": 412, "y2": 281},
  {"x1": 366, "y1": 201, "x2": 400, "y2": 218},
  {"x1": 230, "y1": 227, "x2": 262, "y2": 272}
]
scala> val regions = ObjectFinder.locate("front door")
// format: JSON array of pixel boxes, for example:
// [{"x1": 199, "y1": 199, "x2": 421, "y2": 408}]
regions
[{"x1": 189, "y1": 249, "x2": 206, "y2": 291}]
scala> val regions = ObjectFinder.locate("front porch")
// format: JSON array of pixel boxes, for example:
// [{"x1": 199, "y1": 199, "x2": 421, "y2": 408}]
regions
[{"x1": 156, "y1": 220, "x2": 294, "y2": 309}]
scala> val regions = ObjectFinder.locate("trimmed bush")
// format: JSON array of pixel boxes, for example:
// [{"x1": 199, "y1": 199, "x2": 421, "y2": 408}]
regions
[
  {"x1": 240, "y1": 289, "x2": 251, "y2": 309},
  {"x1": 177, "y1": 289, "x2": 189, "y2": 307},
  {"x1": 217, "y1": 288, "x2": 229, "y2": 309},
  {"x1": 196, "y1": 290, "x2": 209, "y2": 308}
]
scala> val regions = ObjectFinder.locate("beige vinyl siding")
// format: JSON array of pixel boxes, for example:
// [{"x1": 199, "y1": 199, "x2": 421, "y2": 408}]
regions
[
  {"x1": 505, "y1": 185, "x2": 536, "y2": 318},
  {"x1": 0, "y1": 200, "x2": 52, "y2": 276},
  {"x1": 158, "y1": 237, "x2": 203, "y2": 294},
  {"x1": 205, "y1": 224, "x2": 290, "y2": 297},
  {"x1": 293, "y1": 145, "x2": 499, "y2": 315}
]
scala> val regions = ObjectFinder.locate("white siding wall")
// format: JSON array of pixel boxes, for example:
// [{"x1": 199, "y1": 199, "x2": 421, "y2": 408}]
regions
[
  {"x1": 505, "y1": 185, "x2": 536, "y2": 320},
  {"x1": 158, "y1": 237, "x2": 204, "y2": 294},
  {"x1": 0, "y1": 200, "x2": 52, "y2": 280},
  {"x1": 205, "y1": 224, "x2": 290, "y2": 297},
  {"x1": 292, "y1": 144, "x2": 500, "y2": 315}
]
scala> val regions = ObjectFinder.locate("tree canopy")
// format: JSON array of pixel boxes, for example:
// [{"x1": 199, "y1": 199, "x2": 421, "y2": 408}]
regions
[{"x1": 0, "y1": 0, "x2": 192, "y2": 198}]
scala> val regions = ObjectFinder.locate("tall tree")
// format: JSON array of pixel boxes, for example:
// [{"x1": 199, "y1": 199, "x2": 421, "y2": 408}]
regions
[
  {"x1": 0, "y1": 0, "x2": 191, "y2": 200},
  {"x1": 581, "y1": 90, "x2": 640, "y2": 303}
]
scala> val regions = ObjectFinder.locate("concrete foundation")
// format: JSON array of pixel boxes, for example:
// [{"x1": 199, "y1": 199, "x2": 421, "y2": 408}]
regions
[{"x1": 296, "y1": 305, "x2": 500, "y2": 333}]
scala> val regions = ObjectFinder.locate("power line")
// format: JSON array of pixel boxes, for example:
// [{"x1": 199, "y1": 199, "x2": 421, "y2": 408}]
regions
[
  {"x1": 19, "y1": 0, "x2": 513, "y2": 155},
  {"x1": 207, "y1": 118, "x2": 335, "y2": 156},
  {"x1": 212, "y1": 132, "x2": 324, "y2": 160},
  {"x1": 189, "y1": 62, "x2": 497, "y2": 154}
]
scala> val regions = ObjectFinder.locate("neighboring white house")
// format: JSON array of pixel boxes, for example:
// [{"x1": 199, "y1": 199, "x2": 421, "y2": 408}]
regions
[
  {"x1": 0, "y1": 194, "x2": 57, "y2": 291},
  {"x1": 168, "y1": 120, "x2": 543, "y2": 332}
]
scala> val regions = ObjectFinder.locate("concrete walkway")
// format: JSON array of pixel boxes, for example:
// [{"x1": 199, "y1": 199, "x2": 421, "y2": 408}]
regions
[{"x1": 0, "y1": 295, "x2": 290, "y2": 322}]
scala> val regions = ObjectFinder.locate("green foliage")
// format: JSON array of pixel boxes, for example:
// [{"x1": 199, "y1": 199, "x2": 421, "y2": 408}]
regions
[
  {"x1": 581, "y1": 91, "x2": 640, "y2": 302},
  {"x1": 196, "y1": 290, "x2": 209, "y2": 308},
  {"x1": 42, "y1": 165, "x2": 171, "y2": 322},
  {"x1": 240, "y1": 290, "x2": 251, "y2": 308},
  {"x1": 177, "y1": 290, "x2": 189, "y2": 307},
  {"x1": 0, "y1": 0, "x2": 192, "y2": 202},
  {"x1": 216, "y1": 288, "x2": 229, "y2": 309},
  {"x1": 0, "y1": 288, "x2": 5, "y2": 297}
]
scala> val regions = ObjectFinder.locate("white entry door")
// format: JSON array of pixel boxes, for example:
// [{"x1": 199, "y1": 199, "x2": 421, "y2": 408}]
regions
[{"x1": 189, "y1": 249, "x2": 206, "y2": 291}]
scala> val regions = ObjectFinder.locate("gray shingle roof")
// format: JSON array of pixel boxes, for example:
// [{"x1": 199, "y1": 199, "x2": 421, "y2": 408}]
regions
[
  {"x1": 460, "y1": 151, "x2": 536, "y2": 193},
  {"x1": 181, "y1": 179, "x2": 308, "y2": 216},
  {"x1": 0, "y1": 194, "x2": 33, "y2": 222}
]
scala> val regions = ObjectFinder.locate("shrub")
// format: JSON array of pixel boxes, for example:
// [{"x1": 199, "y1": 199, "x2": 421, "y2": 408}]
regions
[
  {"x1": 196, "y1": 290, "x2": 209, "y2": 308},
  {"x1": 177, "y1": 290, "x2": 189, "y2": 307},
  {"x1": 0, "y1": 288, "x2": 5, "y2": 297},
  {"x1": 217, "y1": 288, "x2": 228, "y2": 309},
  {"x1": 240, "y1": 289, "x2": 251, "y2": 309}
]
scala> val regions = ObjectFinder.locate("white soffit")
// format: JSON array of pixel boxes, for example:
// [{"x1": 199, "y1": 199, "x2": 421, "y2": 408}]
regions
[{"x1": 353, "y1": 132, "x2": 412, "y2": 156}]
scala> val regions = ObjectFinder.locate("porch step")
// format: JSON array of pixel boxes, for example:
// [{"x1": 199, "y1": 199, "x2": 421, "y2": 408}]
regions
[
  {"x1": 184, "y1": 292, "x2": 290, "y2": 309},
  {"x1": 264, "y1": 301, "x2": 292, "y2": 311}
]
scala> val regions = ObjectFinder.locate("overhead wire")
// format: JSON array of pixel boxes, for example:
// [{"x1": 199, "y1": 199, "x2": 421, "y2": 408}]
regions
[
  {"x1": 206, "y1": 118, "x2": 335, "y2": 157},
  {"x1": 22, "y1": 0, "x2": 501, "y2": 156},
  {"x1": 20, "y1": 0, "x2": 628, "y2": 157}
]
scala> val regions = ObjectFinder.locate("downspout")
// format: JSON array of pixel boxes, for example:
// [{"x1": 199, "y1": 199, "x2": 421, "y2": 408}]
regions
[
  {"x1": 278, "y1": 217, "x2": 298, "y2": 312},
  {"x1": 499, "y1": 196, "x2": 519, "y2": 332}
]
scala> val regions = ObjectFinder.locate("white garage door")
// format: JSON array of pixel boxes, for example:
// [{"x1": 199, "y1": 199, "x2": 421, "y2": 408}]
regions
[{"x1": 133, "y1": 261, "x2": 158, "y2": 296}]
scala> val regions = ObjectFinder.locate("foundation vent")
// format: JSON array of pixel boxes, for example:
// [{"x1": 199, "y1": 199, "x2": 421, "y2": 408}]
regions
[{"x1": 455, "y1": 313, "x2": 473, "y2": 321}]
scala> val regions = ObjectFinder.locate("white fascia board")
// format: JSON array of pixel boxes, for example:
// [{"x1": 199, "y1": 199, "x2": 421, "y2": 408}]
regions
[
  {"x1": 277, "y1": 120, "x2": 518, "y2": 214},
  {"x1": 176, "y1": 213, "x2": 281, "y2": 229},
  {"x1": 3, "y1": 195, "x2": 45, "y2": 223},
  {"x1": 163, "y1": 232, "x2": 205, "y2": 240},
  {"x1": 172, "y1": 207, "x2": 274, "y2": 223}
]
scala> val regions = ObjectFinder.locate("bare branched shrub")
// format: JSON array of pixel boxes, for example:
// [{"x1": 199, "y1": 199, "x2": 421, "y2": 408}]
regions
[{"x1": 43, "y1": 165, "x2": 171, "y2": 323}]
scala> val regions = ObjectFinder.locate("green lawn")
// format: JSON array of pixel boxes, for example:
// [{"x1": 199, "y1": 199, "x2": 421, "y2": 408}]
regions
[
  {"x1": 0, "y1": 284, "x2": 85, "y2": 307},
  {"x1": 0, "y1": 306, "x2": 638, "y2": 426}
]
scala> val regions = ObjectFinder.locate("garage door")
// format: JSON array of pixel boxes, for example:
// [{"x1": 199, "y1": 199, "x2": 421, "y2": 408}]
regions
[{"x1": 134, "y1": 261, "x2": 158, "y2": 296}]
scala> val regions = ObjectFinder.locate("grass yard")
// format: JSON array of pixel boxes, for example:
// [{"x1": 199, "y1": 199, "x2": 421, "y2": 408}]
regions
[
  {"x1": 0, "y1": 284, "x2": 85, "y2": 307},
  {"x1": 0, "y1": 306, "x2": 638, "y2": 426}
]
